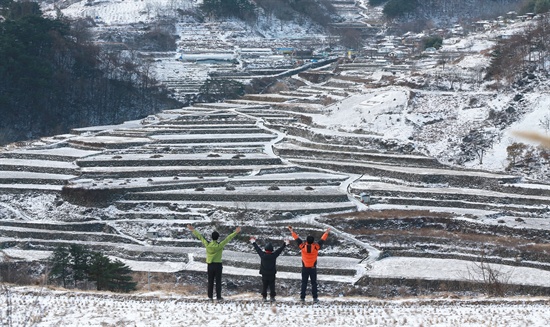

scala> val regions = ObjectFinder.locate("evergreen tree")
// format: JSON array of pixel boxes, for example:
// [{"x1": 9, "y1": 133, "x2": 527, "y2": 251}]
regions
[
  {"x1": 69, "y1": 245, "x2": 91, "y2": 287},
  {"x1": 48, "y1": 246, "x2": 72, "y2": 288},
  {"x1": 48, "y1": 246, "x2": 136, "y2": 292},
  {"x1": 87, "y1": 252, "x2": 112, "y2": 291},
  {"x1": 87, "y1": 252, "x2": 136, "y2": 292},
  {"x1": 106, "y1": 260, "x2": 138, "y2": 292}
]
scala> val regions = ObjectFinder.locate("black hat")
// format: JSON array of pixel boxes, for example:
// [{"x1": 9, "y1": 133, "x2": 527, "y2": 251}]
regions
[
  {"x1": 306, "y1": 236, "x2": 314, "y2": 244},
  {"x1": 265, "y1": 243, "x2": 274, "y2": 252},
  {"x1": 212, "y1": 231, "x2": 220, "y2": 240}
]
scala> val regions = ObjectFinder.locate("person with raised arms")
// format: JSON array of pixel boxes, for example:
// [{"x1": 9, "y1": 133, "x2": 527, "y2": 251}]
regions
[
  {"x1": 287, "y1": 225, "x2": 330, "y2": 303},
  {"x1": 188, "y1": 224, "x2": 241, "y2": 301}
]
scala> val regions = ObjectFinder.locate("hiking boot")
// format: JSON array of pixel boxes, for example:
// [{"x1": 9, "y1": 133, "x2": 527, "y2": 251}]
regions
[
  {"x1": 216, "y1": 297, "x2": 224, "y2": 302},
  {"x1": 263, "y1": 296, "x2": 268, "y2": 302},
  {"x1": 270, "y1": 297, "x2": 276, "y2": 302},
  {"x1": 313, "y1": 298, "x2": 319, "y2": 304}
]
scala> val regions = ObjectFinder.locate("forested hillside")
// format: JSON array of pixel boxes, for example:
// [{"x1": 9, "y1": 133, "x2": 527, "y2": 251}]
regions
[
  {"x1": 0, "y1": 0, "x2": 180, "y2": 145},
  {"x1": 373, "y1": 0, "x2": 533, "y2": 29}
]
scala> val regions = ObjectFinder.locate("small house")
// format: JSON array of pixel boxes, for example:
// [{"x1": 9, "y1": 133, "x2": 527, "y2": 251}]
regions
[
  {"x1": 147, "y1": 229, "x2": 158, "y2": 239},
  {"x1": 360, "y1": 192, "x2": 370, "y2": 205}
]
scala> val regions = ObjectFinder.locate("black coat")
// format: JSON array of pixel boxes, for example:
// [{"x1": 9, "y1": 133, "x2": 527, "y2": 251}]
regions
[{"x1": 252, "y1": 242, "x2": 286, "y2": 277}]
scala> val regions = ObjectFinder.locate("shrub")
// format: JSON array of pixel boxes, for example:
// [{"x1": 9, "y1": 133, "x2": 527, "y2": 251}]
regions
[{"x1": 424, "y1": 36, "x2": 443, "y2": 50}]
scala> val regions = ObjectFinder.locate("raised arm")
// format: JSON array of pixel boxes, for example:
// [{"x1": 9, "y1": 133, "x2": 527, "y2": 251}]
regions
[
  {"x1": 318, "y1": 228, "x2": 331, "y2": 248},
  {"x1": 219, "y1": 226, "x2": 241, "y2": 247},
  {"x1": 188, "y1": 225, "x2": 208, "y2": 247},
  {"x1": 250, "y1": 237, "x2": 264, "y2": 257},
  {"x1": 288, "y1": 225, "x2": 302, "y2": 245},
  {"x1": 274, "y1": 240, "x2": 288, "y2": 257}
]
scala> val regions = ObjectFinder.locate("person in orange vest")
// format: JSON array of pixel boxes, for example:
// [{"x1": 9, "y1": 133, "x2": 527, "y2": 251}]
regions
[{"x1": 287, "y1": 225, "x2": 331, "y2": 303}]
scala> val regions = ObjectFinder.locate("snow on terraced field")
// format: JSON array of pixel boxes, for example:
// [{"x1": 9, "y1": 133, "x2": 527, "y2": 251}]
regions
[{"x1": 6, "y1": 2, "x2": 550, "y2": 324}]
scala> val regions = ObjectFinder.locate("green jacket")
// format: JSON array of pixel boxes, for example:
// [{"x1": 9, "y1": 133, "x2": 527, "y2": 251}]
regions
[{"x1": 192, "y1": 230, "x2": 238, "y2": 264}]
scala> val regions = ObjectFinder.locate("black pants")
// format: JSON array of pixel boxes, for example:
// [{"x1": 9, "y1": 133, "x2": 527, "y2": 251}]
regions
[
  {"x1": 261, "y1": 275, "x2": 276, "y2": 298},
  {"x1": 207, "y1": 263, "x2": 223, "y2": 299},
  {"x1": 300, "y1": 267, "x2": 318, "y2": 300}
]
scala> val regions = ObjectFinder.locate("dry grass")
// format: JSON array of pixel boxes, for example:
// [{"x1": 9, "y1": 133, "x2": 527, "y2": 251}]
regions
[
  {"x1": 323, "y1": 211, "x2": 549, "y2": 257},
  {"x1": 349, "y1": 226, "x2": 540, "y2": 248},
  {"x1": 132, "y1": 272, "x2": 200, "y2": 294}
]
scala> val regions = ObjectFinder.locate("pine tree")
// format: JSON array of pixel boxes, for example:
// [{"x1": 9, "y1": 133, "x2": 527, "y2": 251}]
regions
[
  {"x1": 87, "y1": 252, "x2": 111, "y2": 291},
  {"x1": 48, "y1": 247, "x2": 72, "y2": 288},
  {"x1": 106, "y1": 260, "x2": 137, "y2": 293},
  {"x1": 49, "y1": 246, "x2": 136, "y2": 292},
  {"x1": 69, "y1": 245, "x2": 91, "y2": 288},
  {"x1": 88, "y1": 252, "x2": 137, "y2": 292}
]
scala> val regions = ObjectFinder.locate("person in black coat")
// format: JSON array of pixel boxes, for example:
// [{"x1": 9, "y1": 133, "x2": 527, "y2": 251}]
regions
[{"x1": 250, "y1": 237, "x2": 289, "y2": 302}]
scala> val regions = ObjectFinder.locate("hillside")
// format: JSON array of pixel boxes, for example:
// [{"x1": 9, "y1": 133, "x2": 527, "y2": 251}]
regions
[
  {"x1": 0, "y1": 1, "x2": 181, "y2": 145},
  {"x1": 3, "y1": 0, "x2": 550, "y2": 316}
]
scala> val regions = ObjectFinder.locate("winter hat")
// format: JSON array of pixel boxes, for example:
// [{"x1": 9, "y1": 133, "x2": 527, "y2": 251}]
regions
[
  {"x1": 306, "y1": 236, "x2": 314, "y2": 244},
  {"x1": 265, "y1": 243, "x2": 274, "y2": 252},
  {"x1": 212, "y1": 231, "x2": 220, "y2": 241}
]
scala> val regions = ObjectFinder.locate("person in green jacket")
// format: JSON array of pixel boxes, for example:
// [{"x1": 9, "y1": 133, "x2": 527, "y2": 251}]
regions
[{"x1": 187, "y1": 224, "x2": 241, "y2": 301}]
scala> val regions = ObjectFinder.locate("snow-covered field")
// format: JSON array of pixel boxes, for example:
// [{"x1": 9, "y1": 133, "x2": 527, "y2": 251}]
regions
[
  {"x1": 1, "y1": 1, "x2": 548, "y2": 325},
  {"x1": 4, "y1": 286, "x2": 550, "y2": 327}
]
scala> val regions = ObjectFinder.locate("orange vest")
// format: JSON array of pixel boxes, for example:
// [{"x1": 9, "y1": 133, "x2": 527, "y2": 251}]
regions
[
  {"x1": 299, "y1": 242, "x2": 321, "y2": 268},
  {"x1": 292, "y1": 231, "x2": 329, "y2": 268}
]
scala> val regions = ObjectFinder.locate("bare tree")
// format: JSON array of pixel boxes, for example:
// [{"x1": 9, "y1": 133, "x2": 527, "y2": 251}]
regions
[
  {"x1": 506, "y1": 142, "x2": 528, "y2": 167},
  {"x1": 466, "y1": 251, "x2": 513, "y2": 297},
  {"x1": 0, "y1": 284, "x2": 13, "y2": 327},
  {"x1": 539, "y1": 114, "x2": 550, "y2": 134},
  {"x1": 461, "y1": 129, "x2": 495, "y2": 164}
]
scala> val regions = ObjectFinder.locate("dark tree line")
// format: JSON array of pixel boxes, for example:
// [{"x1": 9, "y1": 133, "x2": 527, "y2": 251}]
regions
[
  {"x1": 370, "y1": 0, "x2": 527, "y2": 22},
  {"x1": 200, "y1": 0, "x2": 337, "y2": 27},
  {"x1": 200, "y1": 0, "x2": 256, "y2": 20},
  {"x1": 48, "y1": 245, "x2": 137, "y2": 292},
  {"x1": 0, "y1": 0, "x2": 180, "y2": 145},
  {"x1": 523, "y1": 0, "x2": 550, "y2": 13},
  {"x1": 258, "y1": 0, "x2": 337, "y2": 26}
]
